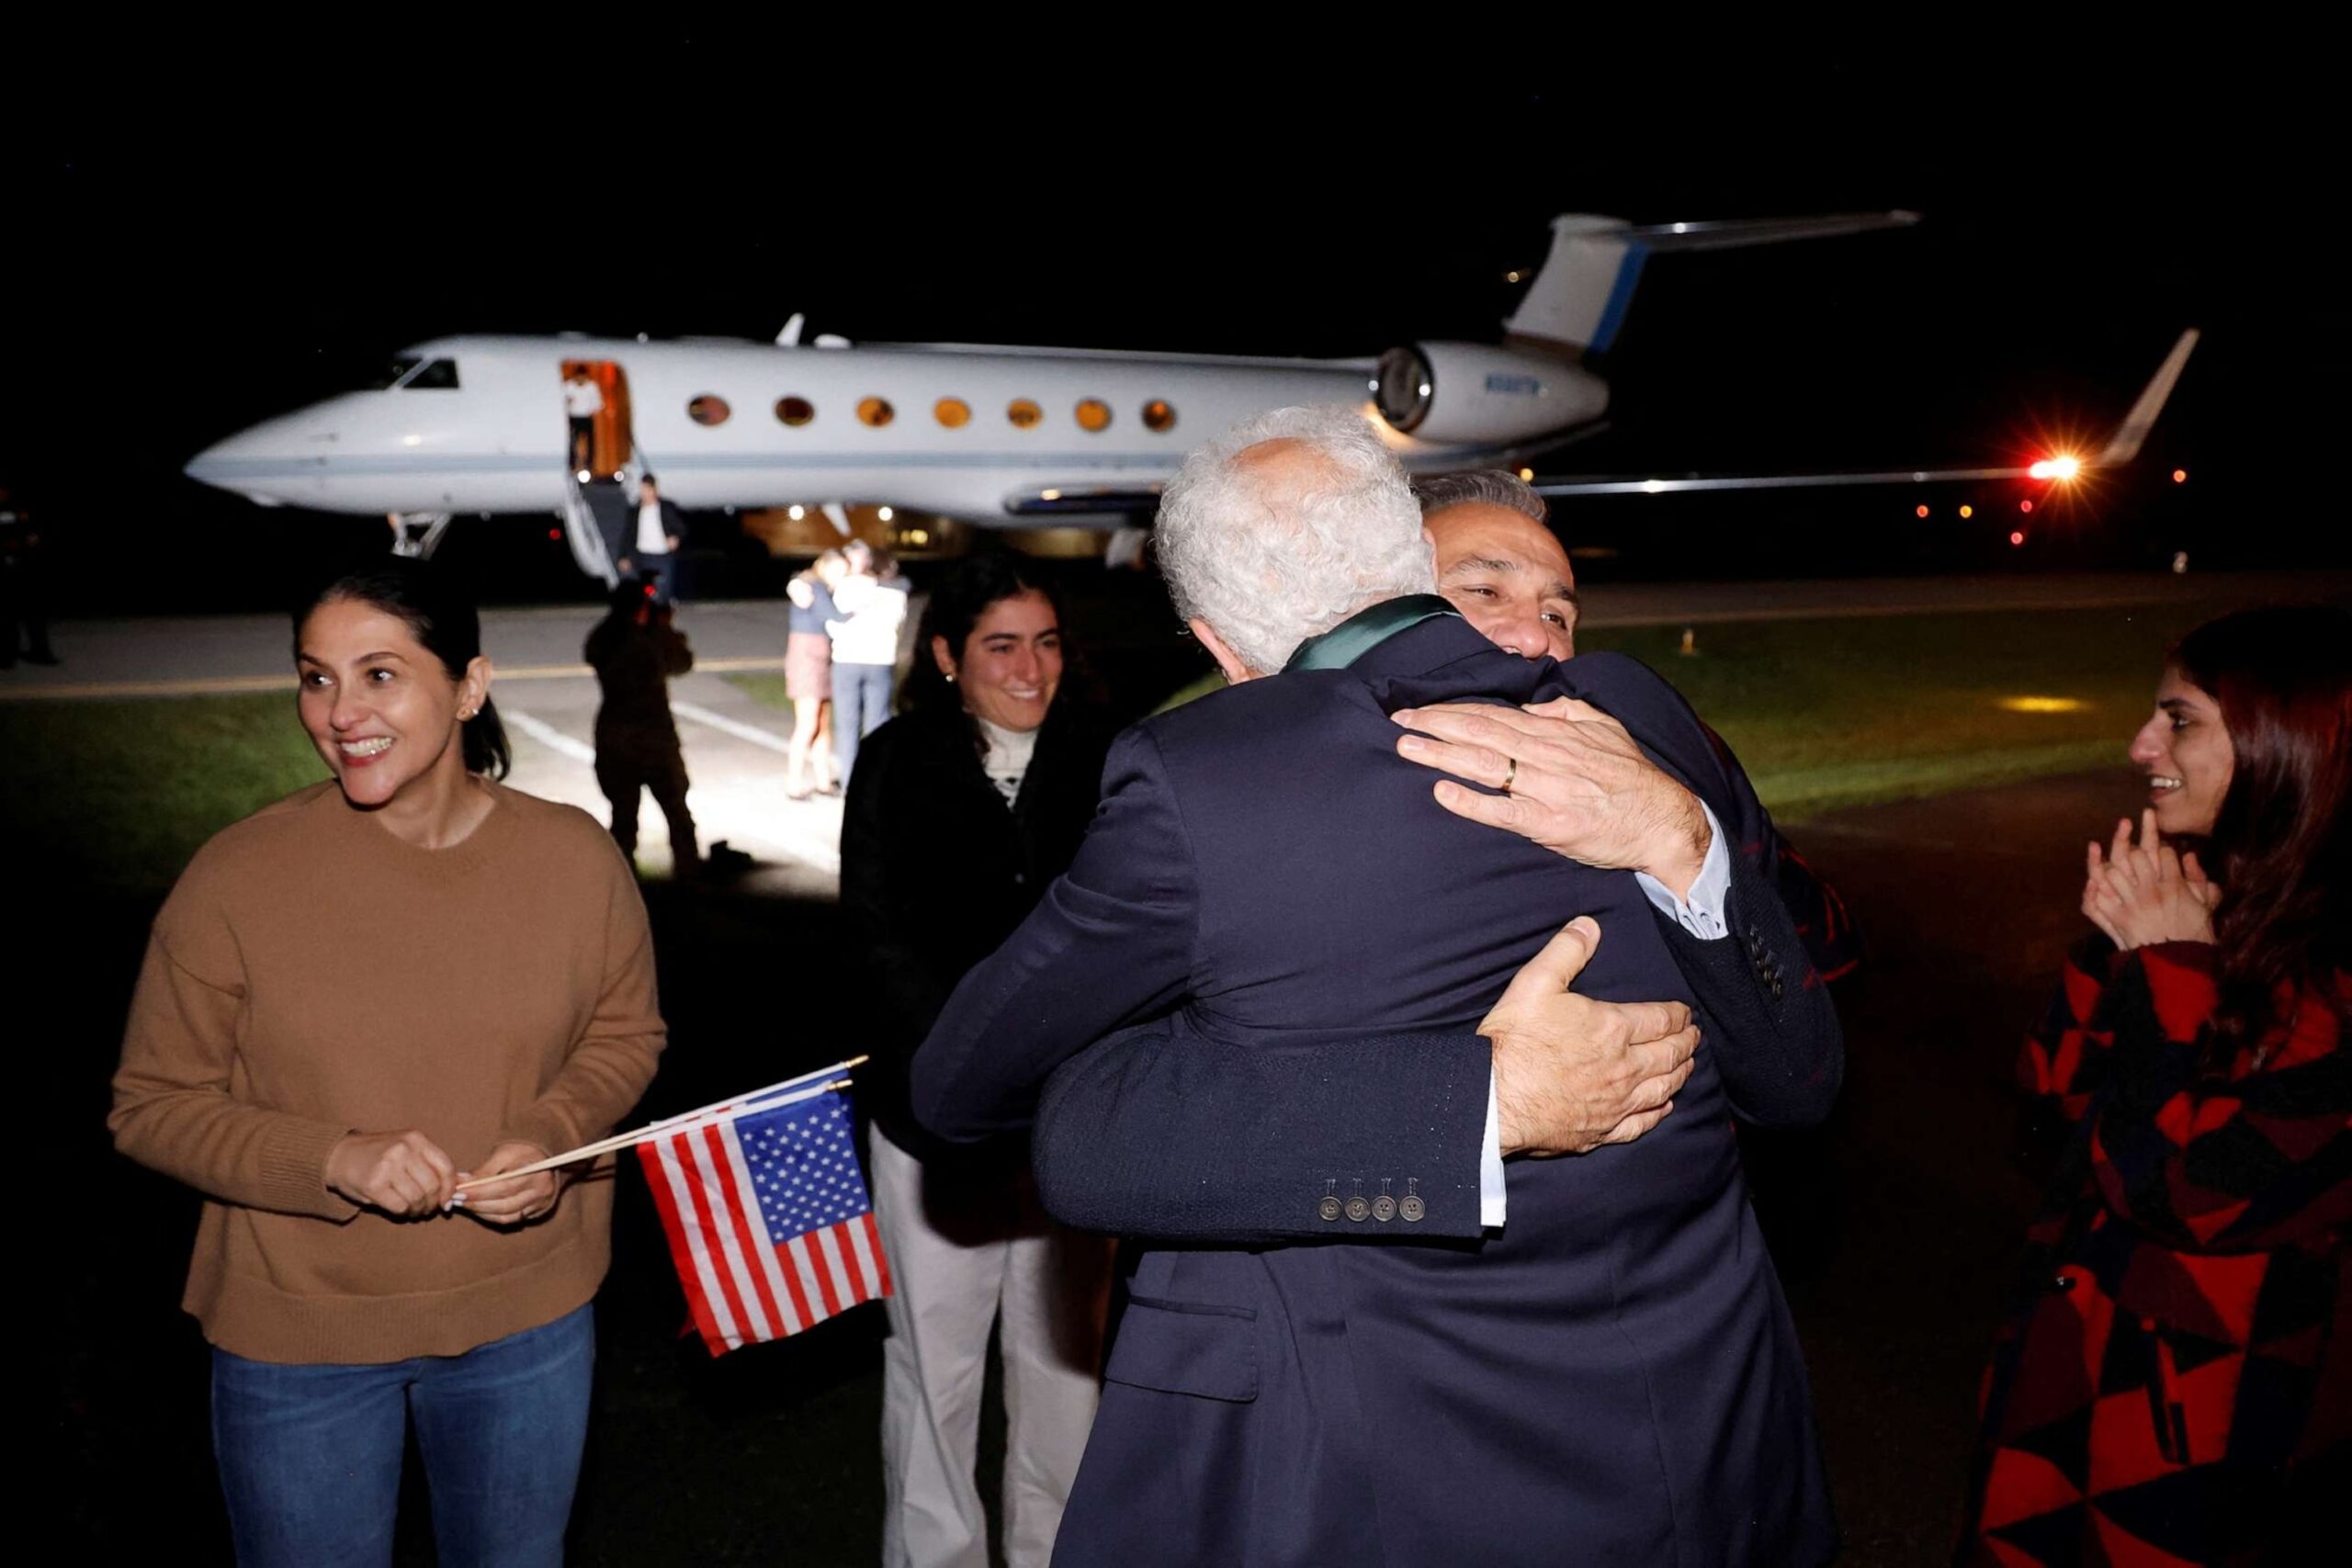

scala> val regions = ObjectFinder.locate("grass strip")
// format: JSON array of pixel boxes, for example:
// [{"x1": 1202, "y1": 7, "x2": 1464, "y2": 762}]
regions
[{"x1": 0, "y1": 694, "x2": 327, "y2": 895}]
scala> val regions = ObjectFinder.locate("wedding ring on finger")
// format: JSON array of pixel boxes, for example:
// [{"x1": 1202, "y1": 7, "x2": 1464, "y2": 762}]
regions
[{"x1": 1502, "y1": 756, "x2": 1520, "y2": 792}]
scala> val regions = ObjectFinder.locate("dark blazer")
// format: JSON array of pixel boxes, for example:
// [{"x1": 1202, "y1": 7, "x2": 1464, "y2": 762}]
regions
[
  {"x1": 910, "y1": 615, "x2": 1837, "y2": 1567},
  {"x1": 1025, "y1": 709, "x2": 1845, "y2": 1246},
  {"x1": 839, "y1": 701, "x2": 1113, "y2": 1154},
  {"x1": 601, "y1": 493, "x2": 687, "y2": 572}
]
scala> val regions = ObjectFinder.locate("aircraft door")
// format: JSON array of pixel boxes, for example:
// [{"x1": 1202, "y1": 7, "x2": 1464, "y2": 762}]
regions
[{"x1": 560, "y1": 360, "x2": 635, "y2": 479}]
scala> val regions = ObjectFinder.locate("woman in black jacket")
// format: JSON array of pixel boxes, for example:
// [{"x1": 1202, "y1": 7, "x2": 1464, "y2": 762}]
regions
[{"x1": 840, "y1": 553, "x2": 1116, "y2": 1568}]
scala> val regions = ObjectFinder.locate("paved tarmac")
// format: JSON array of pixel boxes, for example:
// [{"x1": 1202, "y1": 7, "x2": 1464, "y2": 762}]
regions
[
  {"x1": 7, "y1": 571, "x2": 2339, "y2": 698},
  {"x1": 9, "y1": 570, "x2": 2341, "y2": 902}
]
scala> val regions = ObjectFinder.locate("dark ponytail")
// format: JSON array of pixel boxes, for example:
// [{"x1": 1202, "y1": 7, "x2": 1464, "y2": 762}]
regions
[{"x1": 294, "y1": 558, "x2": 512, "y2": 780}]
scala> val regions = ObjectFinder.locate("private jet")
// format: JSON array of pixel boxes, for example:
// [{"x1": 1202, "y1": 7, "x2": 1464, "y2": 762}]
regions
[{"x1": 182, "y1": 211, "x2": 2191, "y2": 581}]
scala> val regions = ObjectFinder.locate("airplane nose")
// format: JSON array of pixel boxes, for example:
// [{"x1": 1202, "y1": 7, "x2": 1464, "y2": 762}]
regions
[
  {"x1": 182, "y1": 438, "x2": 236, "y2": 490},
  {"x1": 184, "y1": 414, "x2": 326, "y2": 503}
]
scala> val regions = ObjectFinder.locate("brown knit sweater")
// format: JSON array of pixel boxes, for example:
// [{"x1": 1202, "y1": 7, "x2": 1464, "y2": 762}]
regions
[{"x1": 110, "y1": 780, "x2": 665, "y2": 1364}]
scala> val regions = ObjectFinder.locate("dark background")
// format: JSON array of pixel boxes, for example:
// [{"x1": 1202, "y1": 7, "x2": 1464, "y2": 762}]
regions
[{"x1": 8, "y1": 39, "x2": 2345, "y2": 611}]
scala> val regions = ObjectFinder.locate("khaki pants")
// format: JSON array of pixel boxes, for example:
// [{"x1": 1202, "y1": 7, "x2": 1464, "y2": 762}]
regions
[{"x1": 867, "y1": 1125, "x2": 1114, "y2": 1568}]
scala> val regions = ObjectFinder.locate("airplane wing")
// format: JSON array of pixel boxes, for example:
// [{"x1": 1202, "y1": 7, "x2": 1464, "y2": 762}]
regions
[{"x1": 1529, "y1": 330, "x2": 2198, "y2": 500}]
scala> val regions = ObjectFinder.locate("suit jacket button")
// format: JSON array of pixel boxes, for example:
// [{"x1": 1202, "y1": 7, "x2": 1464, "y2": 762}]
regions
[
  {"x1": 1399, "y1": 1195, "x2": 1426, "y2": 1222},
  {"x1": 1344, "y1": 1196, "x2": 1371, "y2": 1222},
  {"x1": 1317, "y1": 1196, "x2": 1342, "y2": 1222},
  {"x1": 1372, "y1": 1195, "x2": 1396, "y2": 1222}
]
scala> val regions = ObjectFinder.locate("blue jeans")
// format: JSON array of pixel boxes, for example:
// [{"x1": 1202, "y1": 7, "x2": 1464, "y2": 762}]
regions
[
  {"x1": 831, "y1": 661, "x2": 895, "y2": 783},
  {"x1": 210, "y1": 1303, "x2": 594, "y2": 1568}
]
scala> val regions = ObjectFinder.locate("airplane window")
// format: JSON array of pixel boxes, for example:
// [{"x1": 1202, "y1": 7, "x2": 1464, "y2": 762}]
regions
[
  {"x1": 858, "y1": 397, "x2": 896, "y2": 428},
  {"x1": 688, "y1": 395, "x2": 732, "y2": 426},
  {"x1": 402, "y1": 359, "x2": 460, "y2": 390},
  {"x1": 934, "y1": 398, "x2": 971, "y2": 429},
  {"x1": 776, "y1": 396, "x2": 816, "y2": 427},
  {"x1": 370, "y1": 356, "x2": 423, "y2": 390},
  {"x1": 1142, "y1": 399, "x2": 1177, "y2": 434},
  {"x1": 1075, "y1": 398, "x2": 1113, "y2": 434},
  {"x1": 1007, "y1": 399, "x2": 1042, "y2": 429}
]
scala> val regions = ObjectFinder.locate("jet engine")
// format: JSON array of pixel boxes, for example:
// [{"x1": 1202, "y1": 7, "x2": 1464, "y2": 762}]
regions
[{"x1": 1369, "y1": 342, "x2": 1607, "y2": 447}]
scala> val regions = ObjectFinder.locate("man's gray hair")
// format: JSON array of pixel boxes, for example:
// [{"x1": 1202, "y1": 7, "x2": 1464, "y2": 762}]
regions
[
  {"x1": 1411, "y1": 469, "x2": 1550, "y2": 526},
  {"x1": 1155, "y1": 406, "x2": 1435, "y2": 674}
]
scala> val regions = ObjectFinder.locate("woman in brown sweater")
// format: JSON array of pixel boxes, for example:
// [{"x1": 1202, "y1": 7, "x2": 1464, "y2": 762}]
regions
[{"x1": 110, "y1": 560, "x2": 665, "y2": 1568}]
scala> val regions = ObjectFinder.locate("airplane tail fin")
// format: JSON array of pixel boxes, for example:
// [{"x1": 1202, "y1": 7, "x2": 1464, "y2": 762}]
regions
[
  {"x1": 2097, "y1": 329, "x2": 2199, "y2": 467},
  {"x1": 1503, "y1": 210, "x2": 1921, "y2": 357}
]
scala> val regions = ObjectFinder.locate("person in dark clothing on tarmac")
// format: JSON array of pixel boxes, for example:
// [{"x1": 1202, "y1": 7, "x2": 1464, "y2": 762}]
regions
[
  {"x1": 584, "y1": 582, "x2": 697, "y2": 878},
  {"x1": 1, "y1": 489, "x2": 60, "y2": 668}
]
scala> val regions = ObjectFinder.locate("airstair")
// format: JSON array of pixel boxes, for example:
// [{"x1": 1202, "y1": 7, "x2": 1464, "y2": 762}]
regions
[{"x1": 558, "y1": 444, "x2": 657, "y2": 587}]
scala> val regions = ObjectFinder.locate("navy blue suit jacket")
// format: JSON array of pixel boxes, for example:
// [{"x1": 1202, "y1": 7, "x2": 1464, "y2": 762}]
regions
[
  {"x1": 1022, "y1": 686, "x2": 1845, "y2": 1247},
  {"x1": 910, "y1": 615, "x2": 1836, "y2": 1566}
]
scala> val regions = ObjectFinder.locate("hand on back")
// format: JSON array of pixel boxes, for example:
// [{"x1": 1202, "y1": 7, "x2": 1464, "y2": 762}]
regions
[
  {"x1": 1480, "y1": 916, "x2": 1700, "y2": 1156},
  {"x1": 1395, "y1": 699, "x2": 1710, "y2": 892}
]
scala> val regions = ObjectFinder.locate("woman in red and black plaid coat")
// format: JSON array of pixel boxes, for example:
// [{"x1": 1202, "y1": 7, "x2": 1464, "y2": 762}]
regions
[{"x1": 1961, "y1": 605, "x2": 2350, "y2": 1567}]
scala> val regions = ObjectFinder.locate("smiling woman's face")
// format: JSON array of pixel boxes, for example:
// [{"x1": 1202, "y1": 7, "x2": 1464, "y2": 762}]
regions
[
  {"x1": 295, "y1": 597, "x2": 482, "y2": 810},
  {"x1": 937, "y1": 589, "x2": 1064, "y2": 735},
  {"x1": 2128, "y1": 666, "x2": 2234, "y2": 837}
]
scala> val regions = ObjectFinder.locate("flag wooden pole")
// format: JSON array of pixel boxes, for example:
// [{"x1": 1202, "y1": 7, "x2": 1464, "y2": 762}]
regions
[
  {"x1": 638, "y1": 1056, "x2": 870, "y2": 1135},
  {"x1": 454, "y1": 1068, "x2": 863, "y2": 1193}
]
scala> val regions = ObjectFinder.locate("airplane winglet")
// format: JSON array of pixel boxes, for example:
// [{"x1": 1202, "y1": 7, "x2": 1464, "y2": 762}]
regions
[
  {"x1": 2097, "y1": 329, "x2": 2199, "y2": 468},
  {"x1": 776, "y1": 312, "x2": 807, "y2": 348}
]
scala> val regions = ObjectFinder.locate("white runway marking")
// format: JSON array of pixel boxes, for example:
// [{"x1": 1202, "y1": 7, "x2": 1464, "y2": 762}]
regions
[
  {"x1": 510, "y1": 701, "x2": 844, "y2": 876},
  {"x1": 502, "y1": 707, "x2": 597, "y2": 764},
  {"x1": 670, "y1": 701, "x2": 792, "y2": 753}
]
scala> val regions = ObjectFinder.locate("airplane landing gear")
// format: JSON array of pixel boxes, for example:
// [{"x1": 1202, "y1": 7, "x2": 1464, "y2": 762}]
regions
[{"x1": 388, "y1": 512, "x2": 454, "y2": 558}]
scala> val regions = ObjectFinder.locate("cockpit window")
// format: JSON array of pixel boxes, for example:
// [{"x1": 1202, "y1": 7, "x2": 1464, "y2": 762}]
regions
[
  {"x1": 401, "y1": 358, "x2": 460, "y2": 390},
  {"x1": 370, "y1": 356, "x2": 423, "y2": 389}
]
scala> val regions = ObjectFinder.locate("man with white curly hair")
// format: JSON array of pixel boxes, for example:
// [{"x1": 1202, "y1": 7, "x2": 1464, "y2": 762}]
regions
[
  {"x1": 1150, "y1": 405, "x2": 1442, "y2": 679},
  {"x1": 910, "y1": 408, "x2": 1839, "y2": 1566}
]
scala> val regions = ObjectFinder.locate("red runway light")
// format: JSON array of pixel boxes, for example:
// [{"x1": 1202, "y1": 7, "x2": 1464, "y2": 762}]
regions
[
  {"x1": 2009, "y1": 530, "x2": 2026, "y2": 547},
  {"x1": 2173, "y1": 468, "x2": 2188, "y2": 483},
  {"x1": 548, "y1": 528, "x2": 561, "y2": 540},
  {"x1": 2019, "y1": 500, "x2": 2034, "y2": 513},
  {"x1": 1915, "y1": 504, "x2": 1930, "y2": 519}
]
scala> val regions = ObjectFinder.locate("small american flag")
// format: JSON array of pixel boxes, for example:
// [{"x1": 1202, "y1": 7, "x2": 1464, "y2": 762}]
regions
[{"x1": 638, "y1": 1086, "x2": 892, "y2": 1355}]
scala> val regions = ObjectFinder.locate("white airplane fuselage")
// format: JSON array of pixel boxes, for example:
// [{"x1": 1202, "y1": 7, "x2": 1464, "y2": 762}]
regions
[{"x1": 186, "y1": 333, "x2": 1608, "y2": 525}]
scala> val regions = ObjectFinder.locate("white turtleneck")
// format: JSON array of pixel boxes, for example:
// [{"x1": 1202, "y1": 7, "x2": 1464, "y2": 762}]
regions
[{"x1": 974, "y1": 715, "x2": 1039, "y2": 806}]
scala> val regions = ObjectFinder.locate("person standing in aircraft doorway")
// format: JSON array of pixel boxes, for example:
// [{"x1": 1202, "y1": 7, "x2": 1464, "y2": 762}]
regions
[
  {"x1": 562, "y1": 365, "x2": 604, "y2": 478},
  {"x1": 620, "y1": 476, "x2": 685, "y2": 604}
]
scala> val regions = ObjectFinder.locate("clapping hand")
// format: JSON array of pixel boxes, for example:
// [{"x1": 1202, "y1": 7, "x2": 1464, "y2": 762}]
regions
[{"x1": 2084, "y1": 808, "x2": 2220, "y2": 951}]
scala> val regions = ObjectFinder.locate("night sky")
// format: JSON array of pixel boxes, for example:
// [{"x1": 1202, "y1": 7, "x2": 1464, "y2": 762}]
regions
[{"x1": 10, "y1": 42, "x2": 2343, "y2": 607}]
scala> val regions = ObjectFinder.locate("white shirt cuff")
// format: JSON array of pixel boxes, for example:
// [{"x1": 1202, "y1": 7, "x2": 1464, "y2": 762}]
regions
[
  {"x1": 1481, "y1": 1064, "x2": 1507, "y2": 1228},
  {"x1": 1634, "y1": 801, "x2": 1730, "y2": 942}
]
